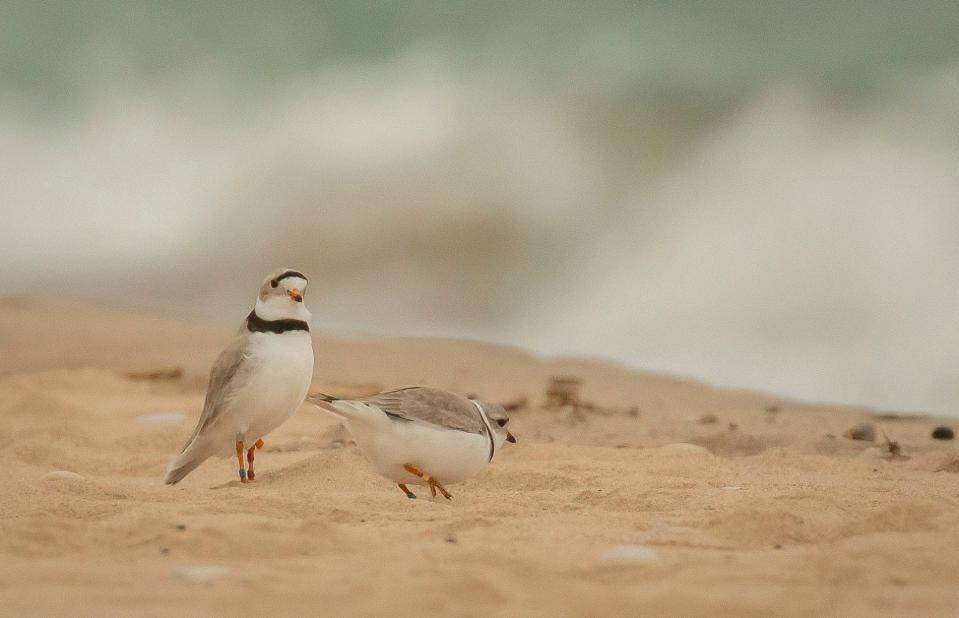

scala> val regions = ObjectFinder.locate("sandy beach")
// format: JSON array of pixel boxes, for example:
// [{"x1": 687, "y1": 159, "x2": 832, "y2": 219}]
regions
[{"x1": 1, "y1": 296, "x2": 957, "y2": 617}]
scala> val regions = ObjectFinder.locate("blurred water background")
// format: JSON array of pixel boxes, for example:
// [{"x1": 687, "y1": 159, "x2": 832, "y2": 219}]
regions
[{"x1": 2, "y1": 2, "x2": 959, "y2": 414}]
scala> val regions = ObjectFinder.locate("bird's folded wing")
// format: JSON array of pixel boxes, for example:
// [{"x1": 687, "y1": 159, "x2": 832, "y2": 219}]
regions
[
  {"x1": 362, "y1": 387, "x2": 486, "y2": 435},
  {"x1": 178, "y1": 333, "x2": 253, "y2": 452}
]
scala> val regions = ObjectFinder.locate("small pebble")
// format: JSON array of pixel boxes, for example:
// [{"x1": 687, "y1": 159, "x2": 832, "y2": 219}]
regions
[
  {"x1": 931, "y1": 426, "x2": 954, "y2": 440},
  {"x1": 601, "y1": 544, "x2": 658, "y2": 563},
  {"x1": 445, "y1": 534, "x2": 458, "y2": 544},
  {"x1": 698, "y1": 413, "x2": 719, "y2": 424},
  {"x1": 169, "y1": 565, "x2": 231, "y2": 584},
  {"x1": 843, "y1": 422, "x2": 876, "y2": 441},
  {"x1": 40, "y1": 471, "x2": 86, "y2": 482},
  {"x1": 176, "y1": 524, "x2": 186, "y2": 531},
  {"x1": 661, "y1": 443, "x2": 712, "y2": 457}
]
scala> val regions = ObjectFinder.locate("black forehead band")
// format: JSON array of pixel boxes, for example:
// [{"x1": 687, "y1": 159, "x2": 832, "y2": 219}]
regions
[{"x1": 274, "y1": 270, "x2": 307, "y2": 283}]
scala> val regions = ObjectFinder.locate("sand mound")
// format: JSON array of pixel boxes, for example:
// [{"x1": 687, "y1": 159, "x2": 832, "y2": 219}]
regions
[{"x1": 1, "y1": 299, "x2": 958, "y2": 616}]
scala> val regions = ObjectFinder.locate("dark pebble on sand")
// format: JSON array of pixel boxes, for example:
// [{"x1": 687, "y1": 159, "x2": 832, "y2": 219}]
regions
[
  {"x1": 176, "y1": 524, "x2": 186, "y2": 531},
  {"x1": 932, "y1": 426, "x2": 954, "y2": 440},
  {"x1": 843, "y1": 423, "x2": 875, "y2": 441}
]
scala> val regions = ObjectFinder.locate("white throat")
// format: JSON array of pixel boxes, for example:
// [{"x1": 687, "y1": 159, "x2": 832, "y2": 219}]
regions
[{"x1": 253, "y1": 296, "x2": 312, "y2": 323}]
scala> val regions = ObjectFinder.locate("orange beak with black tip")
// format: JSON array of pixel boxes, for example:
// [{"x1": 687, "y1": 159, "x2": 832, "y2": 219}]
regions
[
  {"x1": 288, "y1": 288, "x2": 303, "y2": 302},
  {"x1": 506, "y1": 431, "x2": 516, "y2": 443}
]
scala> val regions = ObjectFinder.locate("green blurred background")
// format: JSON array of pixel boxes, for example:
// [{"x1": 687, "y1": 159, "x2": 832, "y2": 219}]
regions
[{"x1": 2, "y1": 1, "x2": 959, "y2": 414}]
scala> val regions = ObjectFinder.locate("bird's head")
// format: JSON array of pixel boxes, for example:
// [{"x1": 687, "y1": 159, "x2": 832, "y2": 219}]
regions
[
  {"x1": 477, "y1": 401, "x2": 517, "y2": 447},
  {"x1": 254, "y1": 268, "x2": 311, "y2": 321}
]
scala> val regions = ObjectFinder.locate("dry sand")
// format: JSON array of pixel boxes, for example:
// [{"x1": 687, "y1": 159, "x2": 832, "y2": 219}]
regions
[{"x1": 1, "y1": 297, "x2": 958, "y2": 616}]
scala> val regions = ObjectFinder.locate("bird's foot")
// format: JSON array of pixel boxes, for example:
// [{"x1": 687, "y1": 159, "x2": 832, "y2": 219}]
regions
[
  {"x1": 398, "y1": 483, "x2": 416, "y2": 499},
  {"x1": 428, "y1": 478, "x2": 452, "y2": 500},
  {"x1": 403, "y1": 464, "x2": 452, "y2": 500}
]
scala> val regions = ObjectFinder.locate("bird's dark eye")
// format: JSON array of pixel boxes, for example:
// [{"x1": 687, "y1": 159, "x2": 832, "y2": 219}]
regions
[
  {"x1": 496, "y1": 418, "x2": 507, "y2": 427},
  {"x1": 270, "y1": 280, "x2": 278, "y2": 288}
]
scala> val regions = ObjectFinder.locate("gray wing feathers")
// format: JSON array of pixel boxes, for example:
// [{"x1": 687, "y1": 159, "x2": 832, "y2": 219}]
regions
[
  {"x1": 363, "y1": 387, "x2": 486, "y2": 434},
  {"x1": 178, "y1": 333, "x2": 253, "y2": 453}
]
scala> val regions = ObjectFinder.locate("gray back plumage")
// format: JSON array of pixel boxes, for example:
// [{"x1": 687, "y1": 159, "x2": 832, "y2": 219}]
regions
[
  {"x1": 178, "y1": 331, "x2": 253, "y2": 452},
  {"x1": 361, "y1": 387, "x2": 487, "y2": 435}
]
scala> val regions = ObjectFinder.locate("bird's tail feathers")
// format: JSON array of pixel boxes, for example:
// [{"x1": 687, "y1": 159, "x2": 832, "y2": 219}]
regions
[
  {"x1": 306, "y1": 391, "x2": 343, "y2": 416},
  {"x1": 306, "y1": 394, "x2": 377, "y2": 421},
  {"x1": 163, "y1": 441, "x2": 211, "y2": 485},
  {"x1": 307, "y1": 392, "x2": 339, "y2": 403}
]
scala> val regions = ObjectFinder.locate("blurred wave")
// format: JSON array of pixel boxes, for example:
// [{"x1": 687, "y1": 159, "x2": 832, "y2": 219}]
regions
[{"x1": 2, "y1": 2, "x2": 959, "y2": 414}]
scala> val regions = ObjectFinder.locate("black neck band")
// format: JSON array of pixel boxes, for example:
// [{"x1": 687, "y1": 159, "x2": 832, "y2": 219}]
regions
[
  {"x1": 471, "y1": 400, "x2": 496, "y2": 462},
  {"x1": 246, "y1": 311, "x2": 310, "y2": 334},
  {"x1": 483, "y1": 423, "x2": 495, "y2": 462}
]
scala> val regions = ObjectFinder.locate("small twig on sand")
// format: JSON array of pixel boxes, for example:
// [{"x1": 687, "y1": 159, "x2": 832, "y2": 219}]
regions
[{"x1": 880, "y1": 429, "x2": 906, "y2": 460}]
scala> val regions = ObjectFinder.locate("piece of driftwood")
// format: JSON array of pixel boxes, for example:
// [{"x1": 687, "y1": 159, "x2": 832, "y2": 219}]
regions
[
  {"x1": 544, "y1": 375, "x2": 581, "y2": 408},
  {"x1": 124, "y1": 366, "x2": 183, "y2": 381},
  {"x1": 540, "y1": 375, "x2": 639, "y2": 418}
]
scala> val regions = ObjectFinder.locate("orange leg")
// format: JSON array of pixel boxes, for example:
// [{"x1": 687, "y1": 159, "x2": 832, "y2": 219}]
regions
[
  {"x1": 246, "y1": 439, "x2": 265, "y2": 481},
  {"x1": 398, "y1": 483, "x2": 416, "y2": 499},
  {"x1": 246, "y1": 446, "x2": 256, "y2": 481},
  {"x1": 403, "y1": 464, "x2": 451, "y2": 500},
  {"x1": 235, "y1": 441, "x2": 247, "y2": 482}
]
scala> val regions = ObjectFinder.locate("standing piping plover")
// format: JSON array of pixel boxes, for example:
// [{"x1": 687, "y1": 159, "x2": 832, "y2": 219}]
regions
[
  {"x1": 164, "y1": 269, "x2": 314, "y2": 485},
  {"x1": 308, "y1": 387, "x2": 516, "y2": 499}
]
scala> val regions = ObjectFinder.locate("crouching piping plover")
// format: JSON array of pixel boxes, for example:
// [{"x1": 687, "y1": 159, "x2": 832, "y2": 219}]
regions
[
  {"x1": 308, "y1": 387, "x2": 516, "y2": 499},
  {"x1": 164, "y1": 269, "x2": 314, "y2": 485}
]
